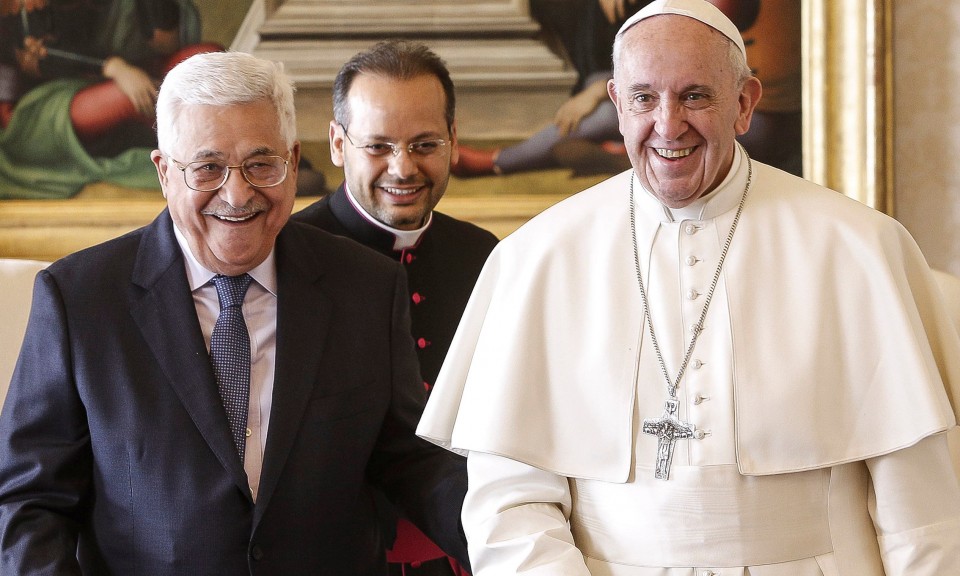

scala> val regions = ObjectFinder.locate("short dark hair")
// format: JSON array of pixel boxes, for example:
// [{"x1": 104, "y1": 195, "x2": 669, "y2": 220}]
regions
[{"x1": 333, "y1": 40, "x2": 456, "y2": 131}]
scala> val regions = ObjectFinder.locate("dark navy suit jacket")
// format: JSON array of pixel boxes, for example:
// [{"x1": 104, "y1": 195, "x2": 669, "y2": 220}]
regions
[{"x1": 0, "y1": 210, "x2": 468, "y2": 575}]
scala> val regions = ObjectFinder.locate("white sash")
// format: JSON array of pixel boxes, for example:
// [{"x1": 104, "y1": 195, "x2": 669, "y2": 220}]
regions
[{"x1": 570, "y1": 464, "x2": 833, "y2": 568}]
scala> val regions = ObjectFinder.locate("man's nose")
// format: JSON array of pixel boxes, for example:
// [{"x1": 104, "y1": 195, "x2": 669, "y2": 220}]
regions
[
  {"x1": 387, "y1": 147, "x2": 418, "y2": 178},
  {"x1": 217, "y1": 166, "x2": 257, "y2": 208},
  {"x1": 654, "y1": 101, "x2": 688, "y2": 141}
]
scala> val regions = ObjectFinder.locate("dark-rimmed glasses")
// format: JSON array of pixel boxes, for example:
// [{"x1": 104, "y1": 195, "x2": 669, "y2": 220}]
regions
[
  {"x1": 341, "y1": 124, "x2": 448, "y2": 159},
  {"x1": 169, "y1": 153, "x2": 291, "y2": 192}
]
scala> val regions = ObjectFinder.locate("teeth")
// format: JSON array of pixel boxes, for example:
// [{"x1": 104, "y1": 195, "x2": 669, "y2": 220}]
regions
[
  {"x1": 656, "y1": 148, "x2": 693, "y2": 158},
  {"x1": 216, "y1": 214, "x2": 255, "y2": 222},
  {"x1": 383, "y1": 186, "x2": 419, "y2": 196}
]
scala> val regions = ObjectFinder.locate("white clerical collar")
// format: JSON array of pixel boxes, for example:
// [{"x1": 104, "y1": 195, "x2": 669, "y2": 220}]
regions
[
  {"x1": 344, "y1": 184, "x2": 432, "y2": 250},
  {"x1": 173, "y1": 221, "x2": 278, "y2": 295},
  {"x1": 636, "y1": 142, "x2": 749, "y2": 223}
]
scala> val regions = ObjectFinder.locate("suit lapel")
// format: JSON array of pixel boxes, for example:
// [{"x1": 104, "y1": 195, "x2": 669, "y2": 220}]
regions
[
  {"x1": 254, "y1": 224, "x2": 331, "y2": 523},
  {"x1": 129, "y1": 212, "x2": 252, "y2": 499}
]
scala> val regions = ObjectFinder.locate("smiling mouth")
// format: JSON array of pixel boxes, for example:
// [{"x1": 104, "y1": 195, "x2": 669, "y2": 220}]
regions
[
  {"x1": 380, "y1": 185, "x2": 424, "y2": 197},
  {"x1": 203, "y1": 211, "x2": 259, "y2": 223},
  {"x1": 655, "y1": 147, "x2": 695, "y2": 159}
]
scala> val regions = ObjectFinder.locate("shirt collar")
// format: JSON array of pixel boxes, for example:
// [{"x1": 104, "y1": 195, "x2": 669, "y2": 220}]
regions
[
  {"x1": 173, "y1": 222, "x2": 278, "y2": 295},
  {"x1": 344, "y1": 184, "x2": 432, "y2": 250},
  {"x1": 636, "y1": 142, "x2": 750, "y2": 223}
]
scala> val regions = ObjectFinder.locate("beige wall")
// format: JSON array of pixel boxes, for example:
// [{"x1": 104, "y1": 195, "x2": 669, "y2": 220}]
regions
[{"x1": 894, "y1": 1, "x2": 960, "y2": 276}]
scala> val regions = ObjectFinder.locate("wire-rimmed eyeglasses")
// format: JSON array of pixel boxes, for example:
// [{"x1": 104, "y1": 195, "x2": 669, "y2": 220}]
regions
[
  {"x1": 169, "y1": 153, "x2": 291, "y2": 192},
  {"x1": 340, "y1": 124, "x2": 448, "y2": 159}
]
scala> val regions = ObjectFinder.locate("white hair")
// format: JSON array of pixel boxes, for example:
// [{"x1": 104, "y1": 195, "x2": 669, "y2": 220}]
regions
[{"x1": 155, "y1": 51, "x2": 297, "y2": 154}]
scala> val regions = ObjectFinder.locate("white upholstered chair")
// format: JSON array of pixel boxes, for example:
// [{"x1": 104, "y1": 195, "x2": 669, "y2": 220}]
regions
[{"x1": 0, "y1": 259, "x2": 49, "y2": 413}]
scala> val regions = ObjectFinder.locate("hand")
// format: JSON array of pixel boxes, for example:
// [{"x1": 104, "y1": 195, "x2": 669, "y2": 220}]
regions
[
  {"x1": 553, "y1": 78, "x2": 609, "y2": 136},
  {"x1": 15, "y1": 36, "x2": 47, "y2": 77},
  {"x1": 1, "y1": 0, "x2": 48, "y2": 16},
  {"x1": 102, "y1": 57, "x2": 158, "y2": 117}
]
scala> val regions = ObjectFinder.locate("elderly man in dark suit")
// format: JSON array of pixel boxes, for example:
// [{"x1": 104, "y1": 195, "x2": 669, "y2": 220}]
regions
[{"x1": 0, "y1": 50, "x2": 468, "y2": 575}]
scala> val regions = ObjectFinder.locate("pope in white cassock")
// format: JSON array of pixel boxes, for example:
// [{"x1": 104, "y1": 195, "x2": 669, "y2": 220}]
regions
[{"x1": 417, "y1": 0, "x2": 960, "y2": 573}]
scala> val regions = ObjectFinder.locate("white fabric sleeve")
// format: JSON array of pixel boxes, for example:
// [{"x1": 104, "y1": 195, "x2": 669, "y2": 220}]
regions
[
  {"x1": 463, "y1": 451, "x2": 591, "y2": 575},
  {"x1": 867, "y1": 431, "x2": 960, "y2": 574}
]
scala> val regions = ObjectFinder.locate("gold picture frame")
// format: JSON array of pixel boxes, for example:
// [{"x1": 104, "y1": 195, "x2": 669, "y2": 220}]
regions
[
  {"x1": 802, "y1": 0, "x2": 893, "y2": 214},
  {"x1": 0, "y1": 0, "x2": 894, "y2": 261}
]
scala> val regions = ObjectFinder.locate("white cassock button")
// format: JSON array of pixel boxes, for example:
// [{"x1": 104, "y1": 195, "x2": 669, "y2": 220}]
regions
[
  {"x1": 684, "y1": 224, "x2": 699, "y2": 235},
  {"x1": 693, "y1": 393, "x2": 709, "y2": 405},
  {"x1": 693, "y1": 359, "x2": 704, "y2": 369},
  {"x1": 694, "y1": 430, "x2": 707, "y2": 440},
  {"x1": 686, "y1": 255, "x2": 699, "y2": 266},
  {"x1": 686, "y1": 289, "x2": 700, "y2": 300}
]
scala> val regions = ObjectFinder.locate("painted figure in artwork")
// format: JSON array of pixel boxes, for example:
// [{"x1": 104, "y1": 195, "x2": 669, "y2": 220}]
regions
[{"x1": 0, "y1": 0, "x2": 220, "y2": 198}]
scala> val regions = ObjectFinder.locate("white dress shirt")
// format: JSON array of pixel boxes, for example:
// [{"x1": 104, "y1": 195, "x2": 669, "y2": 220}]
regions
[{"x1": 174, "y1": 225, "x2": 278, "y2": 501}]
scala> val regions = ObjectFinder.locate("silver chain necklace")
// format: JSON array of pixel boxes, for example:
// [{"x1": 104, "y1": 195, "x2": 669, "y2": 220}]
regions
[{"x1": 630, "y1": 151, "x2": 752, "y2": 480}]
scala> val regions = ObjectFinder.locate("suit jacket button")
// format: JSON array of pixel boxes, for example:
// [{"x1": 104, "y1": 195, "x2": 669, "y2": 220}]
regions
[{"x1": 250, "y1": 545, "x2": 264, "y2": 561}]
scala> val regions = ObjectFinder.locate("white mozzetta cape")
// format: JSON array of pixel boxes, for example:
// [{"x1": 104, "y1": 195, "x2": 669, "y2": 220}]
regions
[{"x1": 418, "y1": 161, "x2": 960, "y2": 480}]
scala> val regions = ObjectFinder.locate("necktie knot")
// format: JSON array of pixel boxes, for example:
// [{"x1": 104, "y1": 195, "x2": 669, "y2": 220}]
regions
[{"x1": 213, "y1": 274, "x2": 252, "y2": 310}]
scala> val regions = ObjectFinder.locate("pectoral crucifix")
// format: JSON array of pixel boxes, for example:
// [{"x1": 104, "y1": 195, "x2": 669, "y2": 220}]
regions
[{"x1": 642, "y1": 398, "x2": 696, "y2": 480}]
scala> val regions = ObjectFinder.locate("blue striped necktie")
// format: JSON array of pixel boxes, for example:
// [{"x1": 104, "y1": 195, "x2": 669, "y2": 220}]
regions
[{"x1": 210, "y1": 273, "x2": 253, "y2": 458}]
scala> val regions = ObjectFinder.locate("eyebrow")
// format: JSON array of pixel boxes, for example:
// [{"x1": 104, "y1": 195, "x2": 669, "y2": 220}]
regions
[
  {"x1": 188, "y1": 150, "x2": 225, "y2": 161},
  {"x1": 353, "y1": 131, "x2": 446, "y2": 142},
  {"x1": 188, "y1": 146, "x2": 278, "y2": 161},
  {"x1": 624, "y1": 83, "x2": 715, "y2": 94},
  {"x1": 682, "y1": 84, "x2": 715, "y2": 94}
]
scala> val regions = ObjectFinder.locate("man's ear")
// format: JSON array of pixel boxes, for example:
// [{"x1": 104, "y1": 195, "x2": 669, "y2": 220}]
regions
[
  {"x1": 289, "y1": 140, "x2": 301, "y2": 178},
  {"x1": 151, "y1": 149, "x2": 169, "y2": 198},
  {"x1": 735, "y1": 76, "x2": 763, "y2": 136},
  {"x1": 329, "y1": 121, "x2": 346, "y2": 168},
  {"x1": 448, "y1": 120, "x2": 459, "y2": 168},
  {"x1": 607, "y1": 78, "x2": 621, "y2": 111},
  {"x1": 607, "y1": 78, "x2": 628, "y2": 135}
]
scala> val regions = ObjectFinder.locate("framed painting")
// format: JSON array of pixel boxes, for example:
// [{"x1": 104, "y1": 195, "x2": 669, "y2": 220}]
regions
[{"x1": 0, "y1": 0, "x2": 893, "y2": 261}]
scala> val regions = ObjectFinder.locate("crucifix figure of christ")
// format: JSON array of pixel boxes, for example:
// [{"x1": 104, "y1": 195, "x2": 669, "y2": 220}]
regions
[{"x1": 642, "y1": 398, "x2": 696, "y2": 480}]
